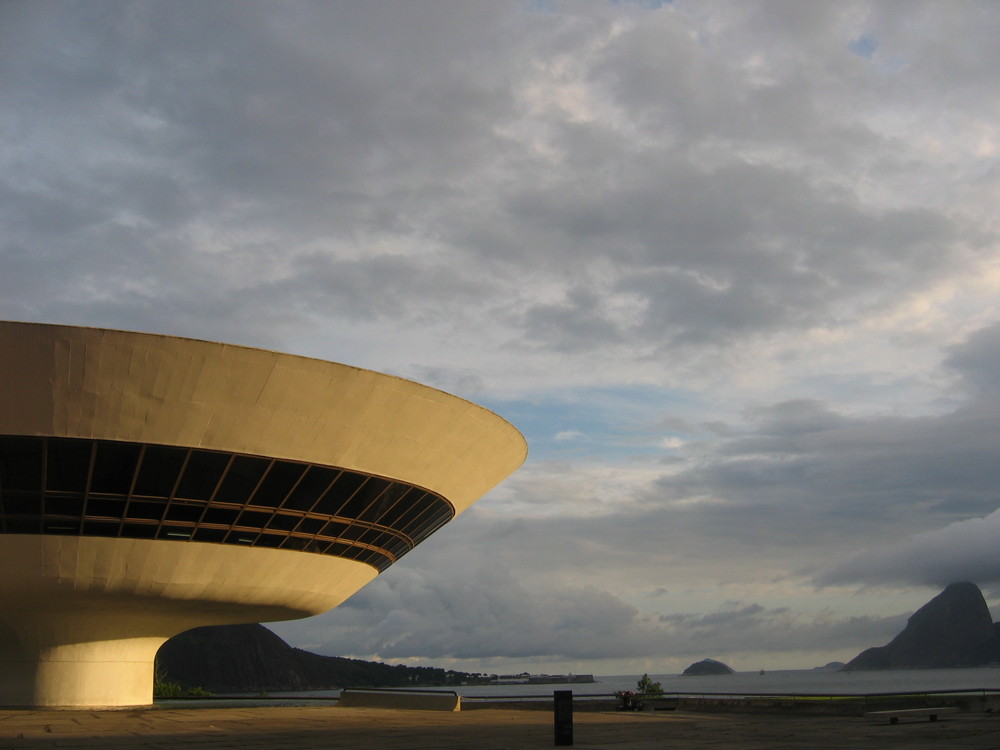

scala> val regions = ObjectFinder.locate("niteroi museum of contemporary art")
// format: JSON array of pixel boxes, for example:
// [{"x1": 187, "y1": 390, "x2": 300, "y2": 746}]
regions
[{"x1": 0, "y1": 321, "x2": 526, "y2": 708}]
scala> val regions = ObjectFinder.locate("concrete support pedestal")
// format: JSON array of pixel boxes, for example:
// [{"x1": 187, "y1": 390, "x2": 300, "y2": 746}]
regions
[
  {"x1": 0, "y1": 536, "x2": 378, "y2": 708},
  {"x1": 0, "y1": 636, "x2": 164, "y2": 708}
]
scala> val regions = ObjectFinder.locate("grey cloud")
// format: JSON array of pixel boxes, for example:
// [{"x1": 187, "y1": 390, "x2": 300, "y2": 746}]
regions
[
  {"x1": 501, "y1": 145, "x2": 964, "y2": 349},
  {"x1": 586, "y1": 325, "x2": 1000, "y2": 586},
  {"x1": 1, "y1": 1, "x2": 992, "y2": 365},
  {"x1": 272, "y1": 559, "x2": 904, "y2": 662},
  {"x1": 817, "y1": 509, "x2": 1000, "y2": 588},
  {"x1": 285, "y1": 252, "x2": 491, "y2": 323},
  {"x1": 4, "y1": 0, "x2": 1000, "y2": 671},
  {"x1": 661, "y1": 603, "x2": 765, "y2": 628},
  {"x1": 276, "y1": 563, "x2": 648, "y2": 661},
  {"x1": 404, "y1": 366, "x2": 487, "y2": 400},
  {"x1": 646, "y1": 401, "x2": 1000, "y2": 534},
  {"x1": 946, "y1": 322, "x2": 1000, "y2": 397},
  {"x1": 523, "y1": 287, "x2": 624, "y2": 352},
  {"x1": 589, "y1": 3, "x2": 883, "y2": 163},
  {"x1": 743, "y1": 400, "x2": 850, "y2": 436}
]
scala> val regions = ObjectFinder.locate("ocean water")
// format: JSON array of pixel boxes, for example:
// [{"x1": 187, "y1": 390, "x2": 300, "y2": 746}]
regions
[
  {"x1": 272, "y1": 667, "x2": 1000, "y2": 700},
  {"x1": 461, "y1": 668, "x2": 1000, "y2": 698}
]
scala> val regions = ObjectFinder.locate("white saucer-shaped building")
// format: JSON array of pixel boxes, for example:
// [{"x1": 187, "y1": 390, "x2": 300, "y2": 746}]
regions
[{"x1": 0, "y1": 322, "x2": 526, "y2": 708}]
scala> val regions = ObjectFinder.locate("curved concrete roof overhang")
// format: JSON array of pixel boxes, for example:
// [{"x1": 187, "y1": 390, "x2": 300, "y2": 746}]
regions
[
  {"x1": 0, "y1": 321, "x2": 528, "y2": 514},
  {"x1": 0, "y1": 322, "x2": 527, "y2": 707}
]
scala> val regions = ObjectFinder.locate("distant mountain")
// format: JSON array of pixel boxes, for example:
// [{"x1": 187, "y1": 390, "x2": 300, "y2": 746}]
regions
[
  {"x1": 844, "y1": 582, "x2": 1000, "y2": 670},
  {"x1": 812, "y1": 661, "x2": 845, "y2": 671},
  {"x1": 156, "y1": 624, "x2": 474, "y2": 692},
  {"x1": 682, "y1": 658, "x2": 734, "y2": 676}
]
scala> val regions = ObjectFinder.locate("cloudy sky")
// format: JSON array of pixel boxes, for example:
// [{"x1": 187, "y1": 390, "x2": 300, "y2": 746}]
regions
[{"x1": 4, "y1": 0, "x2": 1000, "y2": 675}]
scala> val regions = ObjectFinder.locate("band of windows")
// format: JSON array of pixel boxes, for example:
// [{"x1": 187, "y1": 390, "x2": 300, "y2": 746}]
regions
[{"x1": 0, "y1": 436, "x2": 455, "y2": 573}]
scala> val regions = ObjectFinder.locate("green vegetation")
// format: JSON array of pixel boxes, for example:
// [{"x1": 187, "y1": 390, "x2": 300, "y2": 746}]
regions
[
  {"x1": 637, "y1": 673, "x2": 664, "y2": 696},
  {"x1": 152, "y1": 676, "x2": 185, "y2": 698},
  {"x1": 153, "y1": 660, "x2": 213, "y2": 699}
]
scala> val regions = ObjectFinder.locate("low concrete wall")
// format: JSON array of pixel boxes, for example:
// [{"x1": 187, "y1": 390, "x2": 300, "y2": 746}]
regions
[
  {"x1": 337, "y1": 689, "x2": 461, "y2": 712},
  {"x1": 462, "y1": 698, "x2": 619, "y2": 712}
]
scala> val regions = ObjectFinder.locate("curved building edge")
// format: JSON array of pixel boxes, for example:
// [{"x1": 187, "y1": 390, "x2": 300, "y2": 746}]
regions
[
  {"x1": 0, "y1": 320, "x2": 528, "y2": 514},
  {"x1": 0, "y1": 321, "x2": 527, "y2": 707}
]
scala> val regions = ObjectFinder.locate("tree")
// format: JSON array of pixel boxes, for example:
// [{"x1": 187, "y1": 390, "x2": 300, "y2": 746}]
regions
[{"x1": 637, "y1": 673, "x2": 663, "y2": 695}]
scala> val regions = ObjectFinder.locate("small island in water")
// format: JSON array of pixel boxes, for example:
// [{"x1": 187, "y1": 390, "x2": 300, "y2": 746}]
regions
[{"x1": 682, "y1": 658, "x2": 734, "y2": 676}]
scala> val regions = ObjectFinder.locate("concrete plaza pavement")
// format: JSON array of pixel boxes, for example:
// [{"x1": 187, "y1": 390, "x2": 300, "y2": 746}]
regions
[{"x1": 2, "y1": 704, "x2": 1000, "y2": 749}]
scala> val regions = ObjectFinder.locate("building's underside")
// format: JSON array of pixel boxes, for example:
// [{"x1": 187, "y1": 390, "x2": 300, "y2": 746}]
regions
[{"x1": 0, "y1": 322, "x2": 526, "y2": 708}]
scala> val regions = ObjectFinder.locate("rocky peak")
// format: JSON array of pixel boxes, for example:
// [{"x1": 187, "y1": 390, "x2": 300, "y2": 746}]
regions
[{"x1": 844, "y1": 581, "x2": 1000, "y2": 670}]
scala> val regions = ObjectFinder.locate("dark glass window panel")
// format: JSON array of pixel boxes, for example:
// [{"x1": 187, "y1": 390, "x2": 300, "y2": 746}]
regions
[
  {"x1": 281, "y1": 536, "x2": 308, "y2": 551},
  {"x1": 159, "y1": 527, "x2": 193, "y2": 540},
  {"x1": 175, "y1": 450, "x2": 229, "y2": 501},
  {"x1": 416, "y1": 502, "x2": 454, "y2": 531},
  {"x1": 5, "y1": 518, "x2": 41, "y2": 533},
  {"x1": 357, "y1": 482, "x2": 398, "y2": 522},
  {"x1": 46, "y1": 439, "x2": 91, "y2": 492},
  {"x1": 318, "y1": 521, "x2": 348, "y2": 538},
  {"x1": 235, "y1": 510, "x2": 272, "y2": 529},
  {"x1": 43, "y1": 496, "x2": 83, "y2": 517},
  {"x1": 43, "y1": 521, "x2": 79, "y2": 534},
  {"x1": 351, "y1": 527, "x2": 379, "y2": 546},
  {"x1": 326, "y1": 542, "x2": 352, "y2": 557},
  {"x1": 251, "y1": 461, "x2": 305, "y2": 509},
  {"x1": 2, "y1": 442, "x2": 443, "y2": 574},
  {"x1": 282, "y1": 466, "x2": 338, "y2": 511},
  {"x1": 294, "y1": 517, "x2": 325, "y2": 535},
  {"x1": 0, "y1": 437, "x2": 43, "y2": 491},
  {"x1": 387, "y1": 494, "x2": 441, "y2": 530},
  {"x1": 312, "y1": 472, "x2": 366, "y2": 515},
  {"x1": 378, "y1": 532, "x2": 407, "y2": 554},
  {"x1": 401, "y1": 511, "x2": 439, "y2": 542},
  {"x1": 422, "y1": 505, "x2": 454, "y2": 531},
  {"x1": 121, "y1": 523, "x2": 157, "y2": 539},
  {"x1": 134, "y1": 446, "x2": 187, "y2": 497},
  {"x1": 354, "y1": 548, "x2": 373, "y2": 563},
  {"x1": 4, "y1": 496, "x2": 42, "y2": 515},
  {"x1": 377, "y1": 490, "x2": 427, "y2": 529},
  {"x1": 193, "y1": 527, "x2": 227, "y2": 543},
  {"x1": 357, "y1": 483, "x2": 410, "y2": 523},
  {"x1": 83, "y1": 520, "x2": 119, "y2": 535},
  {"x1": 337, "y1": 477, "x2": 390, "y2": 520},
  {"x1": 265, "y1": 513, "x2": 299, "y2": 532},
  {"x1": 410, "y1": 513, "x2": 452, "y2": 544},
  {"x1": 384, "y1": 538, "x2": 410, "y2": 558},
  {"x1": 350, "y1": 548, "x2": 389, "y2": 570},
  {"x1": 90, "y1": 442, "x2": 141, "y2": 495},
  {"x1": 165, "y1": 502, "x2": 203, "y2": 523},
  {"x1": 215, "y1": 455, "x2": 270, "y2": 504},
  {"x1": 126, "y1": 500, "x2": 167, "y2": 521},
  {"x1": 256, "y1": 533, "x2": 284, "y2": 548},
  {"x1": 85, "y1": 498, "x2": 126, "y2": 519},
  {"x1": 201, "y1": 506, "x2": 240, "y2": 526},
  {"x1": 339, "y1": 525, "x2": 368, "y2": 541}
]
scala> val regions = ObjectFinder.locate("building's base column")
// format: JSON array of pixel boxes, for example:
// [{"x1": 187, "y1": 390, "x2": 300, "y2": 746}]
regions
[
  {"x1": 0, "y1": 535, "x2": 380, "y2": 708},
  {"x1": 0, "y1": 637, "x2": 166, "y2": 708}
]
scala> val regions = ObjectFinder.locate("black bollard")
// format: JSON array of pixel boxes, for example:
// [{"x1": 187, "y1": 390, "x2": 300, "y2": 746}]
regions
[{"x1": 554, "y1": 689, "x2": 573, "y2": 746}]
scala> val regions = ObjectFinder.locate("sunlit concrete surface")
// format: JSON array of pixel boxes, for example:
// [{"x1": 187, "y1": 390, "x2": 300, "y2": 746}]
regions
[
  {"x1": 2, "y1": 706, "x2": 1000, "y2": 749},
  {"x1": 0, "y1": 322, "x2": 526, "y2": 708}
]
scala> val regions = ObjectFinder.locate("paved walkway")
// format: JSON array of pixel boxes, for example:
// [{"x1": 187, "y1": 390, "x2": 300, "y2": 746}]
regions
[{"x1": 2, "y1": 705, "x2": 1000, "y2": 749}]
